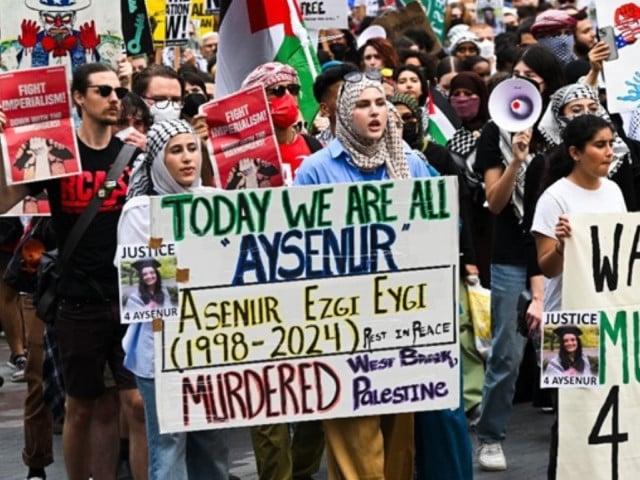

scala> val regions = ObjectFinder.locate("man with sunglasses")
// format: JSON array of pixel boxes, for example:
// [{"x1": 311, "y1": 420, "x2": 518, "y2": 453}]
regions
[
  {"x1": 294, "y1": 70, "x2": 433, "y2": 480},
  {"x1": 242, "y1": 62, "x2": 323, "y2": 184},
  {"x1": 0, "y1": 62, "x2": 147, "y2": 480}
]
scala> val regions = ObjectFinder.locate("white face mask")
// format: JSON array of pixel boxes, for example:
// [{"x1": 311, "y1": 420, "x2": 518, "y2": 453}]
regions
[
  {"x1": 479, "y1": 39, "x2": 495, "y2": 59},
  {"x1": 150, "y1": 104, "x2": 181, "y2": 123}
]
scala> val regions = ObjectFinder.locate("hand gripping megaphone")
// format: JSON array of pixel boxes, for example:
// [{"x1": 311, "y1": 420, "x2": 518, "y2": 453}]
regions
[{"x1": 488, "y1": 77, "x2": 543, "y2": 132}]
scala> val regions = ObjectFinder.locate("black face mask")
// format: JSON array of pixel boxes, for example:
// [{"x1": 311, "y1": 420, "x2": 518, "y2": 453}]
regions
[
  {"x1": 329, "y1": 43, "x2": 347, "y2": 61},
  {"x1": 181, "y1": 93, "x2": 208, "y2": 118},
  {"x1": 402, "y1": 122, "x2": 420, "y2": 149}
]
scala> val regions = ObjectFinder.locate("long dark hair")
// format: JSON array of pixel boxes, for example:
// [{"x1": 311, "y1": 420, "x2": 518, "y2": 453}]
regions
[
  {"x1": 514, "y1": 45, "x2": 566, "y2": 107},
  {"x1": 393, "y1": 64, "x2": 428, "y2": 104},
  {"x1": 138, "y1": 266, "x2": 165, "y2": 305},
  {"x1": 559, "y1": 334, "x2": 586, "y2": 372},
  {"x1": 541, "y1": 115, "x2": 614, "y2": 193}
]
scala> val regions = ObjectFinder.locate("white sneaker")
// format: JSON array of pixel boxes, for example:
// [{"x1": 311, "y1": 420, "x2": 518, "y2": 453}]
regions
[{"x1": 477, "y1": 441, "x2": 507, "y2": 471}]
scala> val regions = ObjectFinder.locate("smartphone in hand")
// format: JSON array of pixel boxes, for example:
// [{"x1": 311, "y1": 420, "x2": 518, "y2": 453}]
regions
[{"x1": 597, "y1": 26, "x2": 619, "y2": 61}]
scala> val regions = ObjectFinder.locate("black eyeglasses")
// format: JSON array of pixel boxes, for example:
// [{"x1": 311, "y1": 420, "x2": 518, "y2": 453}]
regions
[
  {"x1": 344, "y1": 70, "x2": 383, "y2": 83},
  {"x1": 87, "y1": 85, "x2": 128, "y2": 99},
  {"x1": 142, "y1": 96, "x2": 183, "y2": 109},
  {"x1": 265, "y1": 84, "x2": 301, "y2": 97}
]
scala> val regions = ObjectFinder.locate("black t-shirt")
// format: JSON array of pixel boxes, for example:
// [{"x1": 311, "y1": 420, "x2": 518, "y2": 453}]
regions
[
  {"x1": 31, "y1": 136, "x2": 134, "y2": 300},
  {"x1": 474, "y1": 121, "x2": 527, "y2": 265}
]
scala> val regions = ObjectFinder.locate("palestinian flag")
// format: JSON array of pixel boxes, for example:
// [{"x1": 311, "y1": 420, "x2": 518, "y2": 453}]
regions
[
  {"x1": 426, "y1": 86, "x2": 461, "y2": 145},
  {"x1": 216, "y1": 0, "x2": 320, "y2": 124}
]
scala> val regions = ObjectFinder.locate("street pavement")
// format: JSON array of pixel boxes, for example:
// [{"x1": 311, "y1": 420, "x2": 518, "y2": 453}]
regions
[{"x1": 0, "y1": 338, "x2": 553, "y2": 479}]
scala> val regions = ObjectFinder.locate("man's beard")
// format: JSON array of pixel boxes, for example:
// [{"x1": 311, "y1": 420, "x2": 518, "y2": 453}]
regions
[{"x1": 574, "y1": 40, "x2": 592, "y2": 58}]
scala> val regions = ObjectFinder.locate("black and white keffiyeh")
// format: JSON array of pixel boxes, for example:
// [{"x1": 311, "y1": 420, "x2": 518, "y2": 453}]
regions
[
  {"x1": 498, "y1": 127, "x2": 536, "y2": 221},
  {"x1": 538, "y1": 83, "x2": 627, "y2": 178},
  {"x1": 336, "y1": 76, "x2": 409, "y2": 179},
  {"x1": 447, "y1": 127, "x2": 479, "y2": 159},
  {"x1": 127, "y1": 119, "x2": 202, "y2": 200}
]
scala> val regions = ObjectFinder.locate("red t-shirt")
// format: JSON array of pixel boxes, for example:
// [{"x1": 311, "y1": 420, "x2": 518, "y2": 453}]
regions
[{"x1": 278, "y1": 134, "x2": 313, "y2": 181}]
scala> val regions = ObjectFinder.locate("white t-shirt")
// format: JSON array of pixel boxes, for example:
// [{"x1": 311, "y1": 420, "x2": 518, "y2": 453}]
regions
[{"x1": 531, "y1": 177, "x2": 627, "y2": 311}]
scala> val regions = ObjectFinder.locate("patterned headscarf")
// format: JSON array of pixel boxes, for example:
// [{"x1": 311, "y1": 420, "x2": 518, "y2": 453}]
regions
[
  {"x1": 241, "y1": 62, "x2": 299, "y2": 89},
  {"x1": 336, "y1": 75, "x2": 409, "y2": 179},
  {"x1": 127, "y1": 120, "x2": 201, "y2": 199},
  {"x1": 538, "y1": 83, "x2": 628, "y2": 176}
]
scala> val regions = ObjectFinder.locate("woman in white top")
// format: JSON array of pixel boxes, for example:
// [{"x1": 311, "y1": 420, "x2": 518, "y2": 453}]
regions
[
  {"x1": 532, "y1": 115, "x2": 627, "y2": 311},
  {"x1": 117, "y1": 120, "x2": 228, "y2": 480}
]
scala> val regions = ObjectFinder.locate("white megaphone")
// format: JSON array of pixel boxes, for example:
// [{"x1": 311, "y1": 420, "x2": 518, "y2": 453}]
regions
[{"x1": 488, "y1": 77, "x2": 542, "y2": 132}]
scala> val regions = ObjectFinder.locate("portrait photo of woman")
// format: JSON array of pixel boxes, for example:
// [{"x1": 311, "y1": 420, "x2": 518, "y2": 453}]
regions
[
  {"x1": 543, "y1": 326, "x2": 595, "y2": 378},
  {"x1": 123, "y1": 258, "x2": 174, "y2": 312}
]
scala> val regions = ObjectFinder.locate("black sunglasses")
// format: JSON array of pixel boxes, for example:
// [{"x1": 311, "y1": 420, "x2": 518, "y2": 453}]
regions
[
  {"x1": 344, "y1": 70, "x2": 382, "y2": 83},
  {"x1": 266, "y1": 84, "x2": 301, "y2": 97},
  {"x1": 87, "y1": 85, "x2": 128, "y2": 99}
]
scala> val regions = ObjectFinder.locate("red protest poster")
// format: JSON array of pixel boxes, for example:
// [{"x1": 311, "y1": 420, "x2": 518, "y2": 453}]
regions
[
  {"x1": 0, "y1": 191, "x2": 51, "y2": 217},
  {"x1": 201, "y1": 85, "x2": 283, "y2": 189},
  {"x1": 0, "y1": 65, "x2": 81, "y2": 185}
]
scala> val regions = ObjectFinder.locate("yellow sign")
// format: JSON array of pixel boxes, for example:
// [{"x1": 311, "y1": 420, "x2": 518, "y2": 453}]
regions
[
  {"x1": 190, "y1": 0, "x2": 216, "y2": 40},
  {"x1": 147, "y1": 0, "x2": 166, "y2": 48}
]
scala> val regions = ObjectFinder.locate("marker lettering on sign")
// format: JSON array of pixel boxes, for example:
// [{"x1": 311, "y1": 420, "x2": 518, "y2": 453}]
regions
[
  {"x1": 282, "y1": 187, "x2": 333, "y2": 229},
  {"x1": 161, "y1": 191, "x2": 271, "y2": 240},
  {"x1": 181, "y1": 361, "x2": 340, "y2": 425},
  {"x1": 352, "y1": 375, "x2": 448, "y2": 410},
  {"x1": 372, "y1": 274, "x2": 428, "y2": 314},
  {"x1": 232, "y1": 224, "x2": 398, "y2": 285},
  {"x1": 345, "y1": 183, "x2": 398, "y2": 226},
  {"x1": 300, "y1": 1, "x2": 326, "y2": 15},
  {"x1": 408, "y1": 178, "x2": 451, "y2": 221}
]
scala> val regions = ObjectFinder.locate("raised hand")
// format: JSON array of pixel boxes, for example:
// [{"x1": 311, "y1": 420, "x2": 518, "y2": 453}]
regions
[
  {"x1": 79, "y1": 21, "x2": 100, "y2": 50},
  {"x1": 18, "y1": 19, "x2": 40, "y2": 49}
]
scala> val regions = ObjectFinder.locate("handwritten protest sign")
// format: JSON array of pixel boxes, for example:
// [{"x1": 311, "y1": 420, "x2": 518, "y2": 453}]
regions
[
  {"x1": 117, "y1": 243, "x2": 180, "y2": 324},
  {"x1": 149, "y1": 177, "x2": 460, "y2": 433},
  {"x1": 556, "y1": 213, "x2": 640, "y2": 479},
  {"x1": 0, "y1": 66, "x2": 80, "y2": 185},
  {"x1": 301, "y1": 0, "x2": 349, "y2": 30},
  {"x1": 201, "y1": 85, "x2": 284, "y2": 189},
  {"x1": 595, "y1": 1, "x2": 640, "y2": 113},
  {"x1": 0, "y1": 0, "x2": 123, "y2": 73}
]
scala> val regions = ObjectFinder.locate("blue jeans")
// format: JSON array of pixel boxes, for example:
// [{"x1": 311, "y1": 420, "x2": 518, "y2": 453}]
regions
[
  {"x1": 476, "y1": 264, "x2": 527, "y2": 443},
  {"x1": 136, "y1": 376, "x2": 229, "y2": 480}
]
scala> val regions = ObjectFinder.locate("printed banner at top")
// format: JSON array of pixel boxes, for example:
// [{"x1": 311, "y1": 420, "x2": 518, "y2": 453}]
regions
[
  {"x1": 0, "y1": 66, "x2": 81, "y2": 186},
  {"x1": 595, "y1": 0, "x2": 640, "y2": 113},
  {"x1": 147, "y1": 0, "x2": 167, "y2": 47},
  {"x1": 148, "y1": 177, "x2": 460, "y2": 432},
  {"x1": 0, "y1": 0, "x2": 124, "y2": 73},
  {"x1": 165, "y1": 0, "x2": 192, "y2": 46},
  {"x1": 556, "y1": 212, "x2": 640, "y2": 479},
  {"x1": 190, "y1": 0, "x2": 216, "y2": 40},
  {"x1": 201, "y1": 85, "x2": 284, "y2": 189}
]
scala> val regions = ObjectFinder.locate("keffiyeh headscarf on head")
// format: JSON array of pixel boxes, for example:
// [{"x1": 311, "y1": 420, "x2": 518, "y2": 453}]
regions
[
  {"x1": 127, "y1": 119, "x2": 202, "y2": 199},
  {"x1": 336, "y1": 75, "x2": 410, "y2": 179},
  {"x1": 241, "y1": 62, "x2": 299, "y2": 89},
  {"x1": 538, "y1": 83, "x2": 628, "y2": 176}
]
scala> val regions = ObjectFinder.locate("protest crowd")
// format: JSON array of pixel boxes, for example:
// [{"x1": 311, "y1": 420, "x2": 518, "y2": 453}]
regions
[{"x1": 1, "y1": 0, "x2": 640, "y2": 479}]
